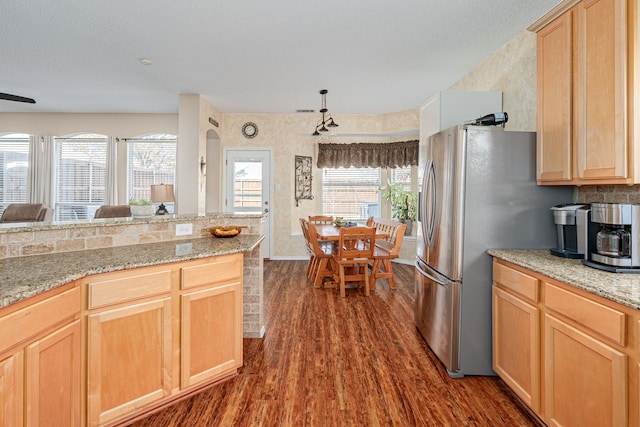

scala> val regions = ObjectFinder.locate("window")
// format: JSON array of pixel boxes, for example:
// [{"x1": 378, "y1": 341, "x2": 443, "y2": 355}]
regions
[
  {"x1": 391, "y1": 166, "x2": 411, "y2": 191},
  {"x1": 0, "y1": 134, "x2": 30, "y2": 216},
  {"x1": 56, "y1": 134, "x2": 107, "y2": 220},
  {"x1": 127, "y1": 134, "x2": 177, "y2": 213},
  {"x1": 322, "y1": 167, "x2": 381, "y2": 221}
]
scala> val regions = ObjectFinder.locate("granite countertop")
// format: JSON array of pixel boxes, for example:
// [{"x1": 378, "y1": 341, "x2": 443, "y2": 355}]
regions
[
  {"x1": 489, "y1": 249, "x2": 640, "y2": 311},
  {"x1": 0, "y1": 234, "x2": 264, "y2": 309},
  {"x1": 0, "y1": 212, "x2": 265, "y2": 234}
]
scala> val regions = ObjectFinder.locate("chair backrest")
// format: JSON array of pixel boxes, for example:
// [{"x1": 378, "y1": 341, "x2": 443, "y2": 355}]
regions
[
  {"x1": 0, "y1": 203, "x2": 52, "y2": 223},
  {"x1": 366, "y1": 217, "x2": 406, "y2": 257},
  {"x1": 307, "y1": 222, "x2": 333, "y2": 257},
  {"x1": 309, "y1": 215, "x2": 333, "y2": 225},
  {"x1": 337, "y1": 227, "x2": 375, "y2": 261},
  {"x1": 94, "y1": 205, "x2": 132, "y2": 219},
  {"x1": 299, "y1": 218, "x2": 314, "y2": 254}
]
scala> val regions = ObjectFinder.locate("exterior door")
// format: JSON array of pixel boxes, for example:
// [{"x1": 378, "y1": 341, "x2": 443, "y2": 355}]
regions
[{"x1": 224, "y1": 149, "x2": 272, "y2": 258}]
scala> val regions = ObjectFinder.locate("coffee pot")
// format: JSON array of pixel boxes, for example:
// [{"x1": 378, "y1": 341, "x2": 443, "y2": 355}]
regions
[
  {"x1": 583, "y1": 203, "x2": 640, "y2": 273},
  {"x1": 596, "y1": 226, "x2": 630, "y2": 257}
]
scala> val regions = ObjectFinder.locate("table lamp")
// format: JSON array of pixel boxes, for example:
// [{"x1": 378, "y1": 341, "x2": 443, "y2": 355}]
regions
[{"x1": 150, "y1": 184, "x2": 175, "y2": 215}]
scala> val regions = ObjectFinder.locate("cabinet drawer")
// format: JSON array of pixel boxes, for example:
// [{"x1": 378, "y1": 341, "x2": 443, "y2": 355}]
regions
[
  {"x1": 0, "y1": 287, "x2": 81, "y2": 353},
  {"x1": 493, "y1": 261, "x2": 539, "y2": 302},
  {"x1": 181, "y1": 253, "x2": 243, "y2": 289},
  {"x1": 88, "y1": 269, "x2": 172, "y2": 310},
  {"x1": 545, "y1": 283, "x2": 625, "y2": 346}
]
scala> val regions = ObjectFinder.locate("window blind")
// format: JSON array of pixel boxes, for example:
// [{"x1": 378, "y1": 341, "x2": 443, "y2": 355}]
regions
[
  {"x1": 56, "y1": 135, "x2": 107, "y2": 220},
  {"x1": 127, "y1": 135, "x2": 177, "y2": 213},
  {"x1": 0, "y1": 134, "x2": 30, "y2": 216},
  {"x1": 322, "y1": 167, "x2": 381, "y2": 221}
]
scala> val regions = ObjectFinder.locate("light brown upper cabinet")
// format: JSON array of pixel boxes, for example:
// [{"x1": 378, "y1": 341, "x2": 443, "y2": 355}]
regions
[{"x1": 532, "y1": 0, "x2": 635, "y2": 185}]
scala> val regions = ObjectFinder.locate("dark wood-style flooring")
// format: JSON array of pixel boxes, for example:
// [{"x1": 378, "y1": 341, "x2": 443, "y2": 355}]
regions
[{"x1": 129, "y1": 260, "x2": 539, "y2": 426}]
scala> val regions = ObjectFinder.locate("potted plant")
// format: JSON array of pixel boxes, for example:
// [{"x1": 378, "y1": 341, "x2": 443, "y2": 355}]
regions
[
  {"x1": 128, "y1": 198, "x2": 155, "y2": 218},
  {"x1": 379, "y1": 179, "x2": 418, "y2": 235}
]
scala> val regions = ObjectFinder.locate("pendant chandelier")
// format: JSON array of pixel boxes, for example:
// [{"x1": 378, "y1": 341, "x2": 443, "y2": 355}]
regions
[{"x1": 312, "y1": 89, "x2": 339, "y2": 136}]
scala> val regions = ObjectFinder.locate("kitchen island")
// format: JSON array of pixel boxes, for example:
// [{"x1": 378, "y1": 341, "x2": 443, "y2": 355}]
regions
[
  {"x1": 0, "y1": 233, "x2": 263, "y2": 426},
  {"x1": 490, "y1": 249, "x2": 640, "y2": 427}
]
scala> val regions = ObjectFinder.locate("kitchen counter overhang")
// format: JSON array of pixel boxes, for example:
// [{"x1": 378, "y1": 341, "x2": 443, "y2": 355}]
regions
[
  {"x1": 0, "y1": 234, "x2": 264, "y2": 309},
  {"x1": 489, "y1": 249, "x2": 640, "y2": 310}
]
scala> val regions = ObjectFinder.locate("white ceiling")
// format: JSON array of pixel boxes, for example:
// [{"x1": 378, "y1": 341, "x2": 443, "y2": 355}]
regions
[{"x1": 0, "y1": 0, "x2": 561, "y2": 115}]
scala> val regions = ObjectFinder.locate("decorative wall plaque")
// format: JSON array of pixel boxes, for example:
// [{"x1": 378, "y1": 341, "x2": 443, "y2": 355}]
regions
[{"x1": 295, "y1": 155, "x2": 313, "y2": 206}]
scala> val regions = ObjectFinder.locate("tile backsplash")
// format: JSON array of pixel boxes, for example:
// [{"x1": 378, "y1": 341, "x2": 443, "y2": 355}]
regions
[{"x1": 577, "y1": 185, "x2": 640, "y2": 204}]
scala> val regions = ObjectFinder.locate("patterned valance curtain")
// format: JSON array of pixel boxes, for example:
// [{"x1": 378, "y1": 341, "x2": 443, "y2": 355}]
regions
[{"x1": 316, "y1": 140, "x2": 418, "y2": 169}]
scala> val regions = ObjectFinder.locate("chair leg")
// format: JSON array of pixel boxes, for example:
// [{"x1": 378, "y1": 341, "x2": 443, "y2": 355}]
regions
[
  {"x1": 384, "y1": 259, "x2": 397, "y2": 289},
  {"x1": 313, "y1": 258, "x2": 328, "y2": 288},
  {"x1": 369, "y1": 259, "x2": 381, "y2": 290},
  {"x1": 306, "y1": 255, "x2": 313, "y2": 277},
  {"x1": 309, "y1": 256, "x2": 319, "y2": 280},
  {"x1": 363, "y1": 263, "x2": 370, "y2": 296},
  {"x1": 339, "y1": 265, "x2": 346, "y2": 297}
]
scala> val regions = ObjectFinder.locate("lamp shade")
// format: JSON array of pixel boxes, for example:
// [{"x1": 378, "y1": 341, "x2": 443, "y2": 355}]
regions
[{"x1": 150, "y1": 184, "x2": 175, "y2": 203}]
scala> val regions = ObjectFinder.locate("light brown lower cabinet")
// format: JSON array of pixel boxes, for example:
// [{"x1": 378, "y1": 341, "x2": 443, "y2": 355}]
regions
[
  {"x1": 0, "y1": 252, "x2": 243, "y2": 427},
  {"x1": 0, "y1": 286, "x2": 82, "y2": 427},
  {"x1": 492, "y1": 258, "x2": 640, "y2": 427},
  {"x1": 25, "y1": 320, "x2": 82, "y2": 427},
  {"x1": 544, "y1": 313, "x2": 627, "y2": 427},
  {"x1": 0, "y1": 351, "x2": 23, "y2": 426},
  {"x1": 492, "y1": 286, "x2": 541, "y2": 415},
  {"x1": 87, "y1": 298, "x2": 173, "y2": 426},
  {"x1": 181, "y1": 284, "x2": 242, "y2": 388},
  {"x1": 83, "y1": 254, "x2": 243, "y2": 426}
]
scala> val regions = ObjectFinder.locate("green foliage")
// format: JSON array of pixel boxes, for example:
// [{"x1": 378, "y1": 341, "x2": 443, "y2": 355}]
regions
[
  {"x1": 379, "y1": 179, "x2": 418, "y2": 221},
  {"x1": 128, "y1": 198, "x2": 152, "y2": 206}
]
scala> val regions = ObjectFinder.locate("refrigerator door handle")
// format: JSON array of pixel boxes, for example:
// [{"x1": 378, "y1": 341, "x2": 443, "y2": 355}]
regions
[{"x1": 421, "y1": 159, "x2": 437, "y2": 246}]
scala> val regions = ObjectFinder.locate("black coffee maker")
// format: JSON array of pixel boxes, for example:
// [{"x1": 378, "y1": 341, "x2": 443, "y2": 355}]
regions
[{"x1": 550, "y1": 204, "x2": 590, "y2": 259}]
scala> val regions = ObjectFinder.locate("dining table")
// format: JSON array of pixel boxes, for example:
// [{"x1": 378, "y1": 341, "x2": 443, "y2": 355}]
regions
[{"x1": 313, "y1": 224, "x2": 390, "y2": 241}]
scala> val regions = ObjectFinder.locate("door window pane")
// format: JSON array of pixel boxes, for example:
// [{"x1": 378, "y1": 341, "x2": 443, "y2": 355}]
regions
[{"x1": 233, "y1": 161, "x2": 262, "y2": 209}]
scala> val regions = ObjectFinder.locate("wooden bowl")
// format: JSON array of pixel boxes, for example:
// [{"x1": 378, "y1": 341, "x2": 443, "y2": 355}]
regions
[{"x1": 208, "y1": 225, "x2": 245, "y2": 238}]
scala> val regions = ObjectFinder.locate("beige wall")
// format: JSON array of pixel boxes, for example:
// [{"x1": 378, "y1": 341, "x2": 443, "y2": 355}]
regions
[
  {"x1": 449, "y1": 30, "x2": 538, "y2": 132},
  {"x1": 218, "y1": 111, "x2": 419, "y2": 259},
  {"x1": 0, "y1": 28, "x2": 543, "y2": 261}
]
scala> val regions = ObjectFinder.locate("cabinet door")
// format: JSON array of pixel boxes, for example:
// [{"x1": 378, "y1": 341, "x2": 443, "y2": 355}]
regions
[
  {"x1": 181, "y1": 281, "x2": 243, "y2": 388},
  {"x1": 544, "y1": 314, "x2": 627, "y2": 427},
  {"x1": 0, "y1": 352, "x2": 23, "y2": 427},
  {"x1": 87, "y1": 298, "x2": 172, "y2": 427},
  {"x1": 575, "y1": 0, "x2": 628, "y2": 181},
  {"x1": 537, "y1": 10, "x2": 573, "y2": 183},
  {"x1": 492, "y1": 287, "x2": 541, "y2": 415},
  {"x1": 25, "y1": 320, "x2": 81, "y2": 427}
]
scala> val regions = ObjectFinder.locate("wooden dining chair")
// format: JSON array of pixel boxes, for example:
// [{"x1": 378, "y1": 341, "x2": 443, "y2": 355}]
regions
[
  {"x1": 333, "y1": 226, "x2": 375, "y2": 297},
  {"x1": 366, "y1": 217, "x2": 406, "y2": 290},
  {"x1": 307, "y1": 222, "x2": 338, "y2": 288},
  {"x1": 299, "y1": 218, "x2": 318, "y2": 279},
  {"x1": 308, "y1": 215, "x2": 334, "y2": 225}
]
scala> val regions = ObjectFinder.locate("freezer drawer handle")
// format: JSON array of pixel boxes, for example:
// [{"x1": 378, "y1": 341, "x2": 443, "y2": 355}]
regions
[{"x1": 416, "y1": 261, "x2": 448, "y2": 286}]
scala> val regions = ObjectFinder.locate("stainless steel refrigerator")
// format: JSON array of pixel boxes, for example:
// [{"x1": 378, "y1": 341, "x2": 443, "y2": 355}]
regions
[{"x1": 415, "y1": 124, "x2": 573, "y2": 377}]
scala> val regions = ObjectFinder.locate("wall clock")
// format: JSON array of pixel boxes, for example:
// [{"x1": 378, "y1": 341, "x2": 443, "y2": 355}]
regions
[{"x1": 242, "y1": 122, "x2": 258, "y2": 138}]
